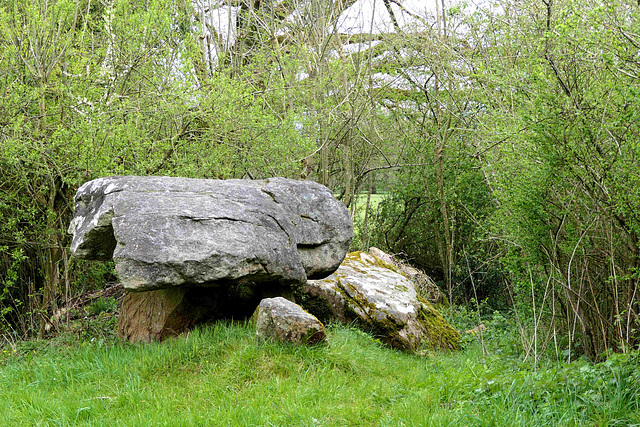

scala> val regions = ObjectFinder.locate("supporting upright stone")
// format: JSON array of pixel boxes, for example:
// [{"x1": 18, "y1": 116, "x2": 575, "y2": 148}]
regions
[{"x1": 118, "y1": 288, "x2": 191, "y2": 343}]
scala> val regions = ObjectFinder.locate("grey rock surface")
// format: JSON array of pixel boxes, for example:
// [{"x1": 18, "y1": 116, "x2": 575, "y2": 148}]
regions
[
  {"x1": 368, "y1": 247, "x2": 447, "y2": 305},
  {"x1": 301, "y1": 251, "x2": 459, "y2": 352},
  {"x1": 68, "y1": 176, "x2": 352, "y2": 291},
  {"x1": 256, "y1": 297, "x2": 327, "y2": 345}
]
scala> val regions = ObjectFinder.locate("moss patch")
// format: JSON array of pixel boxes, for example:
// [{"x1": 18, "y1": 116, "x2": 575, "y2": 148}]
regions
[
  {"x1": 345, "y1": 251, "x2": 401, "y2": 274},
  {"x1": 417, "y1": 296, "x2": 460, "y2": 351},
  {"x1": 297, "y1": 293, "x2": 336, "y2": 324}
]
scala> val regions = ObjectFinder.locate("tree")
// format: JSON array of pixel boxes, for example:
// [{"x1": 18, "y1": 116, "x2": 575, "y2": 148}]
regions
[
  {"x1": 469, "y1": 0, "x2": 640, "y2": 360},
  {"x1": 0, "y1": 0, "x2": 315, "y2": 336}
]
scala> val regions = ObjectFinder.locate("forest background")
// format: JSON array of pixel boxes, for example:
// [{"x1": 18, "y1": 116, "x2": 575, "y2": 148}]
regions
[{"x1": 1, "y1": 0, "x2": 639, "y2": 363}]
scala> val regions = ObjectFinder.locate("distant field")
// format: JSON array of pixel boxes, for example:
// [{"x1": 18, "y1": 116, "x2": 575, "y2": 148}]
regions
[{"x1": 351, "y1": 193, "x2": 387, "y2": 222}]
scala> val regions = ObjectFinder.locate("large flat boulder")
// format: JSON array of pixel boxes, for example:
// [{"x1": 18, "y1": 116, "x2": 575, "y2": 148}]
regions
[
  {"x1": 68, "y1": 176, "x2": 353, "y2": 291},
  {"x1": 300, "y1": 251, "x2": 459, "y2": 352}
]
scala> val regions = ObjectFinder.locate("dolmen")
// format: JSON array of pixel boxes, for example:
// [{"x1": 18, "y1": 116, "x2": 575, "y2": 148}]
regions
[{"x1": 68, "y1": 176, "x2": 353, "y2": 343}]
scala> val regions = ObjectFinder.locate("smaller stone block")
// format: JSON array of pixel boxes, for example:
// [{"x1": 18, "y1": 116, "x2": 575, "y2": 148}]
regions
[{"x1": 256, "y1": 297, "x2": 327, "y2": 345}]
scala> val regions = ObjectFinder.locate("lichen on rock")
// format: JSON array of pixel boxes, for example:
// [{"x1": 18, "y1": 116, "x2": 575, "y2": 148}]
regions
[{"x1": 368, "y1": 247, "x2": 448, "y2": 307}]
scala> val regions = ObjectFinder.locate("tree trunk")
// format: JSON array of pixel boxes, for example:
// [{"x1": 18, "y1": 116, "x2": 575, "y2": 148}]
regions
[{"x1": 362, "y1": 173, "x2": 373, "y2": 251}]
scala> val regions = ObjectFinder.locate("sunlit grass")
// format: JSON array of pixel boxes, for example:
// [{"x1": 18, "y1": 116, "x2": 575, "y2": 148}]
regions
[
  {"x1": 351, "y1": 194, "x2": 386, "y2": 223},
  {"x1": 0, "y1": 321, "x2": 638, "y2": 426}
]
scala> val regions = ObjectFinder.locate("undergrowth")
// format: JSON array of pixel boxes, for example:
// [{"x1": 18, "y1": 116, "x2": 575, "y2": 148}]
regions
[{"x1": 0, "y1": 310, "x2": 638, "y2": 426}]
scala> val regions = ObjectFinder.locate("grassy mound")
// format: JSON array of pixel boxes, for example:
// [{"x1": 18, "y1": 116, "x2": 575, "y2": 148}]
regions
[{"x1": 1, "y1": 317, "x2": 639, "y2": 425}]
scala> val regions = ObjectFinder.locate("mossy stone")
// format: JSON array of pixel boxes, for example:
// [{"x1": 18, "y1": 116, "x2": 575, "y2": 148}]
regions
[{"x1": 301, "y1": 251, "x2": 460, "y2": 353}]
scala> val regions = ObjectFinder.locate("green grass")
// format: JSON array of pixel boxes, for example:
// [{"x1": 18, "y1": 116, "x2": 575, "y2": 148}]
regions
[{"x1": 1, "y1": 321, "x2": 639, "y2": 426}]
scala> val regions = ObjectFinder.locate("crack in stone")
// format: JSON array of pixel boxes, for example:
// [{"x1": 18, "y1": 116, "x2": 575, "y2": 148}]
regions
[
  {"x1": 263, "y1": 212, "x2": 292, "y2": 247},
  {"x1": 178, "y1": 215, "x2": 263, "y2": 226},
  {"x1": 298, "y1": 239, "x2": 331, "y2": 249},
  {"x1": 300, "y1": 214, "x2": 319, "y2": 223},
  {"x1": 103, "y1": 187, "x2": 125, "y2": 195},
  {"x1": 260, "y1": 188, "x2": 279, "y2": 204}
]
